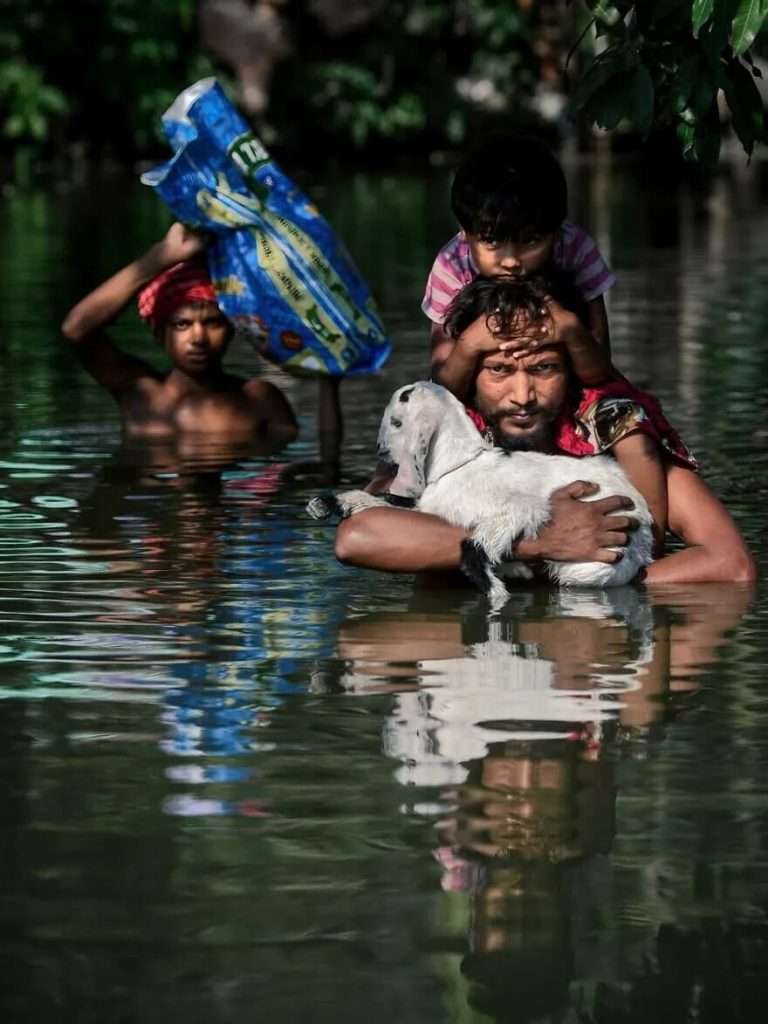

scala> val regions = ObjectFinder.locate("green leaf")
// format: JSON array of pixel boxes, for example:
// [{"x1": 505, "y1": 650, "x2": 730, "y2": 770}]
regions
[
  {"x1": 730, "y1": 0, "x2": 768, "y2": 55},
  {"x1": 629, "y1": 64, "x2": 656, "y2": 136},
  {"x1": 570, "y1": 45, "x2": 638, "y2": 112},
  {"x1": 583, "y1": 63, "x2": 652, "y2": 133},
  {"x1": 4, "y1": 113, "x2": 25, "y2": 138},
  {"x1": 672, "y1": 56, "x2": 701, "y2": 114},
  {"x1": 692, "y1": 103, "x2": 723, "y2": 164},
  {"x1": 692, "y1": 0, "x2": 715, "y2": 36},
  {"x1": 689, "y1": 61, "x2": 720, "y2": 116},
  {"x1": 587, "y1": 1, "x2": 624, "y2": 26},
  {"x1": 28, "y1": 112, "x2": 46, "y2": 141},
  {"x1": 677, "y1": 119, "x2": 696, "y2": 155},
  {"x1": 700, "y1": 0, "x2": 741, "y2": 65},
  {"x1": 723, "y1": 56, "x2": 767, "y2": 154}
]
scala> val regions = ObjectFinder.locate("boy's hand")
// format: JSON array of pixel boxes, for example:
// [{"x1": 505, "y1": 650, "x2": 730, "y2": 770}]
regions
[
  {"x1": 501, "y1": 297, "x2": 588, "y2": 358},
  {"x1": 157, "y1": 222, "x2": 209, "y2": 266},
  {"x1": 457, "y1": 313, "x2": 535, "y2": 357},
  {"x1": 542, "y1": 296, "x2": 590, "y2": 348}
]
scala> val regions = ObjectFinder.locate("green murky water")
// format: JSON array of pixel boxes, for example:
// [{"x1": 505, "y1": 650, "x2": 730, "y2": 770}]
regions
[{"x1": 1, "y1": 162, "x2": 767, "y2": 1023}]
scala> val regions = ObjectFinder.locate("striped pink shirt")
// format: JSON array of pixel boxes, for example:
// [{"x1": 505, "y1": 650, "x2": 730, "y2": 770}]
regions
[{"x1": 421, "y1": 220, "x2": 616, "y2": 324}]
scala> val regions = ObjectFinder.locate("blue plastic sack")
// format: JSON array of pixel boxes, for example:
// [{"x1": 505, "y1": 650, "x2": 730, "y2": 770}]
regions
[{"x1": 141, "y1": 78, "x2": 391, "y2": 377}]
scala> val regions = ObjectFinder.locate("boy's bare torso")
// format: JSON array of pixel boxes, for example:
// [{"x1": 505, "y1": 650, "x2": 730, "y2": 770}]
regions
[{"x1": 117, "y1": 370, "x2": 284, "y2": 442}]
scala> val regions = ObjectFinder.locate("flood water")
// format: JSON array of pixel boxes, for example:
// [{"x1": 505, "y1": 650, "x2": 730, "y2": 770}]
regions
[{"x1": 1, "y1": 160, "x2": 767, "y2": 1023}]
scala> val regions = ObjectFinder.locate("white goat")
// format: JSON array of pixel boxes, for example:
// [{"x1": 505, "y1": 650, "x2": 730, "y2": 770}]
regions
[{"x1": 309, "y1": 381, "x2": 654, "y2": 608}]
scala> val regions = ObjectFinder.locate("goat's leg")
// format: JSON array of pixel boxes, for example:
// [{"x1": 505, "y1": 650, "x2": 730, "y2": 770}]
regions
[
  {"x1": 306, "y1": 489, "x2": 388, "y2": 520},
  {"x1": 459, "y1": 539, "x2": 511, "y2": 610}
]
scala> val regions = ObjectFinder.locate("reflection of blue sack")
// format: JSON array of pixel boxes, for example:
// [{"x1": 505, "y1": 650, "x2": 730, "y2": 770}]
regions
[{"x1": 141, "y1": 78, "x2": 391, "y2": 377}]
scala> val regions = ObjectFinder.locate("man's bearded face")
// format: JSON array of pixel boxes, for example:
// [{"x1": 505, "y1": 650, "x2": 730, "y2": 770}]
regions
[{"x1": 473, "y1": 344, "x2": 569, "y2": 452}]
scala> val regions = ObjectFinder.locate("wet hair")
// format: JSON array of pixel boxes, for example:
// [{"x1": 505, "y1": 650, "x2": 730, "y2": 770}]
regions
[
  {"x1": 451, "y1": 134, "x2": 567, "y2": 242},
  {"x1": 443, "y1": 274, "x2": 588, "y2": 343}
]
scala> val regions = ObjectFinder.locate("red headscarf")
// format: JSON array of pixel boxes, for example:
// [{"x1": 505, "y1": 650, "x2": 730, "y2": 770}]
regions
[{"x1": 137, "y1": 257, "x2": 218, "y2": 330}]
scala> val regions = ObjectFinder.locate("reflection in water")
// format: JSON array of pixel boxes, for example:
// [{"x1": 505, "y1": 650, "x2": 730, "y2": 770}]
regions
[
  {"x1": 335, "y1": 584, "x2": 759, "y2": 1022},
  {"x1": 1, "y1": 168, "x2": 768, "y2": 1021}
]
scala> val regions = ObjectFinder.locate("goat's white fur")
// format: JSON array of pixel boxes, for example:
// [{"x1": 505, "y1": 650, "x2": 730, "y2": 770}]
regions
[{"x1": 327, "y1": 381, "x2": 654, "y2": 608}]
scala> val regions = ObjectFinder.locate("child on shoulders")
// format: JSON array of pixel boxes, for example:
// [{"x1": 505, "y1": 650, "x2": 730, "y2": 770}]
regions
[
  {"x1": 424, "y1": 133, "x2": 614, "y2": 396},
  {"x1": 423, "y1": 133, "x2": 695, "y2": 550}
]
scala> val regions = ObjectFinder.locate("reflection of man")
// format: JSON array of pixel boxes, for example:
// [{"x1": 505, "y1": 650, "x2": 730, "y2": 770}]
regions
[
  {"x1": 336, "y1": 289, "x2": 756, "y2": 584},
  {"x1": 335, "y1": 583, "x2": 754, "y2": 1023}
]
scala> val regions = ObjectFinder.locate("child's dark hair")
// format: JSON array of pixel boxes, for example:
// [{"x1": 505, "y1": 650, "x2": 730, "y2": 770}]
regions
[
  {"x1": 444, "y1": 274, "x2": 587, "y2": 342},
  {"x1": 451, "y1": 134, "x2": 567, "y2": 242}
]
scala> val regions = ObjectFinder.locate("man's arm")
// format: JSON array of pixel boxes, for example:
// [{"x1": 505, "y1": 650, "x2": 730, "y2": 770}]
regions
[
  {"x1": 539, "y1": 297, "x2": 612, "y2": 387},
  {"x1": 61, "y1": 223, "x2": 205, "y2": 396},
  {"x1": 335, "y1": 481, "x2": 638, "y2": 572},
  {"x1": 644, "y1": 464, "x2": 757, "y2": 583},
  {"x1": 430, "y1": 320, "x2": 487, "y2": 400},
  {"x1": 612, "y1": 432, "x2": 667, "y2": 553}
]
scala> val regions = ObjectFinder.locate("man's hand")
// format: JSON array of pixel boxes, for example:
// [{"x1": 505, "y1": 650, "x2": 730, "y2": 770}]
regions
[
  {"x1": 517, "y1": 481, "x2": 637, "y2": 564},
  {"x1": 156, "y1": 222, "x2": 208, "y2": 266}
]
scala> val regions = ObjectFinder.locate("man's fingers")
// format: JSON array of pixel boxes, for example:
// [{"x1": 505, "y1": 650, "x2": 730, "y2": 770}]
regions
[
  {"x1": 604, "y1": 514, "x2": 638, "y2": 533},
  {"x1": 595, "y1": 548, "x2": 623, "y2": 564},
  {"x1": 590, "y1": 494, "x2": 634, "y2": 514},
  {"x1": 558, "y1": 480, "x2": 600, "y2": 500},
  {"x1": 600, "y1": 530, "x2": 630, "y2": 548}
]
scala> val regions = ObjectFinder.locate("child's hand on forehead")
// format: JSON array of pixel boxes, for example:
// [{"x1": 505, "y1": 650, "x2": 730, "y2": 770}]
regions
[
  {"x1": 456, "y1": 312, "x2": 531, "y2": 356},
  {"x1": 496, "y1": 294, "x2": 585, "y2": 358},
  {"x1": 483, "y1": 302, "x2": 553, "y2": 358}
]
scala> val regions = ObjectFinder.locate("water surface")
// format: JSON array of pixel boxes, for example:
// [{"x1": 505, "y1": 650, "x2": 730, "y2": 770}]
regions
[{"x1": 1, "y1": 162, "x2": 767, "y2": 1023}]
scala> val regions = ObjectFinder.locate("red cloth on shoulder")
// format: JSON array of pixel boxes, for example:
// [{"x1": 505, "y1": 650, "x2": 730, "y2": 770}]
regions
[
  {"x1": 466, "y1": 376, "x2": 697, "y2": 470},
  {"x1": 137, "y1": 257, "x2": 217, "y2": 329}
]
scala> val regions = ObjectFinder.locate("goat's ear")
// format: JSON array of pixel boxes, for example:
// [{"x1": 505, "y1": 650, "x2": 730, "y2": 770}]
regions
[
  {"x1": 386, "y1": 428, "x2": 428, "y2": 497},
  {"x1": 387, "y1": 457, "x2": 424, "y2": 497}
]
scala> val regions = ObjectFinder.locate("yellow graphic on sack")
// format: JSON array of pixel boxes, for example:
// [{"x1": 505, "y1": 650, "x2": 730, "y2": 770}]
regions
[
  {"x1": 194, "y1": 175, "x2": 382, "y2": 371},
  {"x1": 196, "y1": 177, "x2": 380, "y2": 337},
  {"x1": 211, "y1": 274, "x2": 247, "y2": 296},
  {"x1": 269, "y1": 212, "x2": 370, "y2": 331},
  {"x1": 252, "y1": 230, "x2": 347, "y2": 362},
  {"x1": 196, "y1": 178, "x2": 263, "y2": 228}
]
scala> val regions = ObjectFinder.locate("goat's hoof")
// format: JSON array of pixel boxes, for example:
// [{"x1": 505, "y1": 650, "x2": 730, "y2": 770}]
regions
[
  {"x1": 487, "y1": 580, "x2": 510, "y2": 612},
  {"x1": 306, "y1": 494, "x2": 340, "y2": 520}
]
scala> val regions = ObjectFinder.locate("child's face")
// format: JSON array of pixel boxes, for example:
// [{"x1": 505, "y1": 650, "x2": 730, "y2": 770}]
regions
[
  {"x1": 162, "y1": 302, "x2": 232, "y2": 374},
  {"x1": 466, "y1": 231, "x2": 555, "y2": 279}
]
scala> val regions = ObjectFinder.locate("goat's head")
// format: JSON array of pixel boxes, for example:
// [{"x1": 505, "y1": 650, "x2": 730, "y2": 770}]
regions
[{"x1": 376, "y1": 381, "x2": 486, "y2": 498}]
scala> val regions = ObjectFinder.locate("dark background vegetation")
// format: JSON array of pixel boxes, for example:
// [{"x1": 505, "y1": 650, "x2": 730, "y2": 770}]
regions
[{"x1": 1, "y1": 0, "x2": 767, "y2": 183}]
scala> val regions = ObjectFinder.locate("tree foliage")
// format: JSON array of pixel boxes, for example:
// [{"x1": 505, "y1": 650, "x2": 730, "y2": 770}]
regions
[
  {"x1": 0, "y1": 0, "x2": 766, "y2": 173},
  {"x1": 571, "y1": 0, "x2": 768, "y2": 163}
]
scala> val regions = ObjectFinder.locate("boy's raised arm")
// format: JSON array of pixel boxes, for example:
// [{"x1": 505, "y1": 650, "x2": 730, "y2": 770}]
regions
[
  {"x1": 60, "y1": 224, "x2": 206, "y2": 395},
  {"x1": 62, "y1": 223, "x2": 205, "y2": 343}
]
